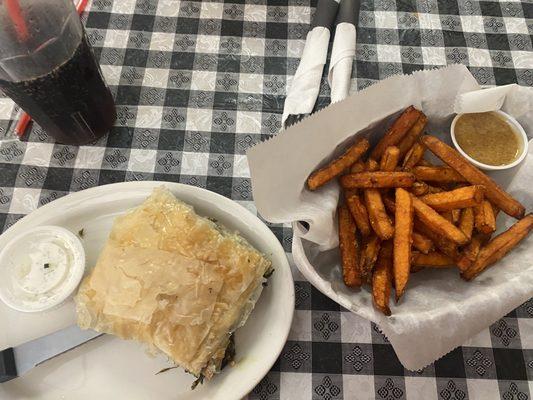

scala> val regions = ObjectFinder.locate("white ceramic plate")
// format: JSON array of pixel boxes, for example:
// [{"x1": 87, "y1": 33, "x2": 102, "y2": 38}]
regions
[{"x1": 0, "y1": 182, "x2": 294, "y2": 400}]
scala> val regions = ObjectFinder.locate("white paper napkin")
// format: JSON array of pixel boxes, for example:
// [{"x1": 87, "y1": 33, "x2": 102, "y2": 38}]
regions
[
  {"x1": 328, "y1": 22, "x2": 356, "y2": 103},
  {"x1": 282, "y1": 27, "x2": 332, "y2": 126},
  {"x1": 281, "y1": 0, "x2": 341, "y2": 126}
]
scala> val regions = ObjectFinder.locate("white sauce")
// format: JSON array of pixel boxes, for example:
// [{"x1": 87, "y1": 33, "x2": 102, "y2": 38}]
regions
[{"x1": 0, "y1": 226, "x2": 86, "y2": 312}]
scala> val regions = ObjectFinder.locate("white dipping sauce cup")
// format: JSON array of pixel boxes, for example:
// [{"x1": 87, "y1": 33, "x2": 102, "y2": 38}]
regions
[{"x1": 0, "y1": 226, "x2": 86, "y2": 313}]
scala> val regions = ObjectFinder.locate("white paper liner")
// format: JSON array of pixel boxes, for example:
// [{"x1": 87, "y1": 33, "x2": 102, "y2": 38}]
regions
[{"x1": 248, "y1": 65, "x2": 533, "y2": 370}]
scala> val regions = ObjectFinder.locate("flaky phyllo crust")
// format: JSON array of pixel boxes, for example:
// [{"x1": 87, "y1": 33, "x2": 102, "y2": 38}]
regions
[{"x1": 75, "y1": 187, "x2": 272, "y2": 379}]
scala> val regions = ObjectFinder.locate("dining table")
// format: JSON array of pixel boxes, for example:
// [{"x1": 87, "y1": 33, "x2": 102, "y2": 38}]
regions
[{"x1": 0, "y1": 0, "x2": 532, "y2": 398}]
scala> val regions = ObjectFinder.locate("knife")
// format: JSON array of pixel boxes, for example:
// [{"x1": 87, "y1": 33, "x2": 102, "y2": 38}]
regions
[{"x1": 0, "y1": 325, "x2": 103, "y2": 383}]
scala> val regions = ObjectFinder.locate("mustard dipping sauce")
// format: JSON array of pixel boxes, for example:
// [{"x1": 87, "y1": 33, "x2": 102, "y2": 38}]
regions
[{"x1": 455, "y1": 112, "x2": 522, "y2": 166}]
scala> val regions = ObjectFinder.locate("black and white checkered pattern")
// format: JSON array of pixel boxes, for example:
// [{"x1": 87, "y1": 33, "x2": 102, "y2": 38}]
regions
[{"x1": 0, "y1": 0, "x2": 532, "y2": 398}]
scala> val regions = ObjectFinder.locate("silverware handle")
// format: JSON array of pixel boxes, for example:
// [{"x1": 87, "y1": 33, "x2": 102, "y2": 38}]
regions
[
  {"x1": 338, "y1": 0, "x2": 360, "y2": 25},
  {"x1": 311, "y1": 0, "x2": 340, "y2": 29},
  {"x1": 0, "y1": 347, "x2": 17, "y2": 383}
]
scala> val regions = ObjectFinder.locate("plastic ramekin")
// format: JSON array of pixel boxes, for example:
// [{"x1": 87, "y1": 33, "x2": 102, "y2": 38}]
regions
[
  {"x1": 0, "y1": 225, "x2": 86, "y2": 313},
  {"x1": 450, "y1": 110, "x2": 529, "y2": 171}
]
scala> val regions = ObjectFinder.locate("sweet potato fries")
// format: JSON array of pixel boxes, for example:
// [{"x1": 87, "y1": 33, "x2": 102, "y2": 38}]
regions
[
  {"x1": 307, "y1": 138, "x2": 370, "y2": 190},
  {"x1": 307, "y1": 106, "x2": 531, "y2": 315}
]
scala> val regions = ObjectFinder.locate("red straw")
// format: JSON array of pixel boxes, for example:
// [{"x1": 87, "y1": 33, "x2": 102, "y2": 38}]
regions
[
  {"x1": 76, "y1": 0, "x2": 89, "y2": 14},
  {"x1": 16, "y1": 0, "x2": 89, "y2": 138},
  {"x1": 14, "y1": 113, "x2": 32, "y2": 137},
  {"x1": 5, "y1": 0, "x2": 29, "y2": 42}
]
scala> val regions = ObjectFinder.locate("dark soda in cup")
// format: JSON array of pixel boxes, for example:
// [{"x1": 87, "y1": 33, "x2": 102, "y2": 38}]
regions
[{"x1": 0, "y1": 0, "x2": 116, "y2": 145}]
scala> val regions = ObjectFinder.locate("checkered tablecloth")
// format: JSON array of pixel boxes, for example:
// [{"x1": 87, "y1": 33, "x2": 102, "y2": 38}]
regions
[{"x1": 0, "y1": 0, "x2": 532, "y2": 399}]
